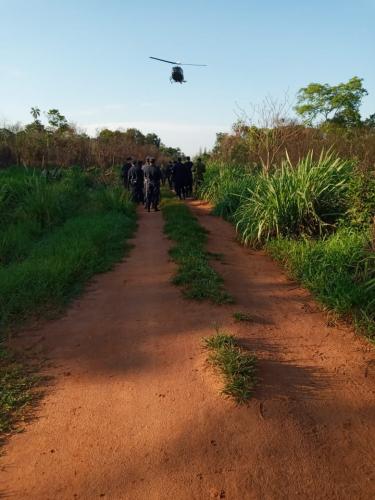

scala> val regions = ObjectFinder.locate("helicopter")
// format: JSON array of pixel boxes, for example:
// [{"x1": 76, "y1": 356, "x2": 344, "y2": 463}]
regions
[{"x1": 149, "y1": 56, "x2": 207, "y2": 83}]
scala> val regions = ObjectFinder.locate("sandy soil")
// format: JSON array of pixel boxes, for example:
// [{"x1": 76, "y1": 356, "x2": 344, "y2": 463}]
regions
[{"x1": 1, "y1": 202, "x2": 375, "y2": 500}]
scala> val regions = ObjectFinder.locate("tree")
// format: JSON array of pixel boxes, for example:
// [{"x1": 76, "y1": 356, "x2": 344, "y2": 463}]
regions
[
  {"x1": 46, "y1": 109, "x2": 68, "y2": 131},
  {"x1": 364, "y1": 113, "x2": 375, "y2": 129},
  {"x1": 145, "y1": 133, "x2": 161, "y2": 148},
  {"x1": 295, "y1": 76, "x2": 368, "y2": 127},
  {"x1": 30, "y1": 107, "x2": 41, "y2": 121}
]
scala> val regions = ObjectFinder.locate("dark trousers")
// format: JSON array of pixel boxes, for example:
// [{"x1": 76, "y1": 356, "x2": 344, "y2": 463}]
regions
[
  {"x1": 175, "y1": 182, "x2": 185, "y2": 200},
  {"x1": 145, "y1": 183, "x2": 160, "y2": 211},
  {"x1": 130, "y1": 185, "x2": 144, "y2": 204}
]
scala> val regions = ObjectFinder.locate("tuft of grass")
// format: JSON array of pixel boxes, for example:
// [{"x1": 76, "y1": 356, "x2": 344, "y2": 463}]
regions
[
  {"x1": 161, "y1": 194, "x2": 233, "y2": 304},
  {"x1": 203, "y1": 332, "x2": 257, "y2": 403},
  {"x1": 0, "y1": 348, "x2": 41, "y2": 435},
  {"x1": 233, "y1": 312, "x2": 254, "y2": 322}
]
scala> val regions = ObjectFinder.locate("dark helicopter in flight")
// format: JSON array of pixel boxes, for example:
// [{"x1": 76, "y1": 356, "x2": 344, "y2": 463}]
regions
[{"x1": 149, "y1": 57, "x2": 207, "y2": 83}]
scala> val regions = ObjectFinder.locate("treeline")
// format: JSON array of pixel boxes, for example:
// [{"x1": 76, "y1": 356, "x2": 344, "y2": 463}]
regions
[
  {"x1": 212, "y1": 77, "x2": 375, "y2": 173},
  {"x1": 0, "y1": 108, "x2": 183, "y2": 169}
]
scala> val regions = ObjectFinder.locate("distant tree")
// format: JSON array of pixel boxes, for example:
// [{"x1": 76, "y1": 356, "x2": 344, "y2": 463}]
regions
[
  {"x1": 124, "y1": 128, "x2": 145, "y2": 145},
  {"x1": 30, "y1": 107, "x2": 41, "y2": 121},
  {"x1": 46, "y1": 109, "x2": 68, "y2": 131},
  {"x1": 364, "y1": 113, "x2": 375, "y2": 129},
  {"x1": 295, "y1": 76, "x2": 368, "y2": 127},
  {"x1": 145, "y1": 133, "x2": 161, "y2": 148}
]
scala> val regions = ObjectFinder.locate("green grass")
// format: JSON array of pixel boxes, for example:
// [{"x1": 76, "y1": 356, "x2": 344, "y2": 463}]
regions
[
  {"x1": 233, "y1": 312, "x2": 254, "y2": 322},
  {"x1": 233, "y1": 151, "x2": 352, "y2": 246},
  {"x1": 161, "y1": 193, "x2": 233, "y2": 304},
  {"x1": 0, "y1": 350, "x2": 41, "y2": 435},
  {"x1": 203, "y1": 332, "x2": 257, "y2": 403},
  {"x1": 0, "y1": 167, "x2": 137, "y2": 439},
  {"x1": 0, "y1": 212, "x2": 136, "y2": 329},
  {"x1": 266, "y1": 227, "x2": 375, "y2": 340},
  {"x1": 199, "y1": 155, "x2": 375, "y2": 340}
]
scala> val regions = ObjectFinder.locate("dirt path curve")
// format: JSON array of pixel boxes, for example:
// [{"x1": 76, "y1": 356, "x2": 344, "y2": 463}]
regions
[{"x1": 1, "y1": 202, "x2": 375, "y2": 499}]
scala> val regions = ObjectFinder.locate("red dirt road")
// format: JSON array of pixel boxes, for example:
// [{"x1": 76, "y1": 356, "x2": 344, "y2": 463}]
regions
[{"x1": 1, "y1": 203, "x2": 375, "y2": 499}]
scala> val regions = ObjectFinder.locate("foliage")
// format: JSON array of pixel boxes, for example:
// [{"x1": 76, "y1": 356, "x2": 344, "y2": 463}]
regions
[
  {"x1": 0, "y1": 168, "x2": 136, "y2": 332},
  {"x1": 203, "y1": 332, "x2": 257, "y2": 403},
  {"x1": 295, "y1": 76, "x2": 368, "y2": 127},
  {"x1": 199, "y1": 152, "x2": 374, "y2": 338},
  {"x1": 234, "y1": 151, "x2": 352, "y2": 245},
  {"x1": 198, "y1": 161, "x2": 256, "y2": 219},
  {"x1": 266, "y1": 227, "x2": 374, "y2": 339},
  {"x1": 161, "y1": 193, "x2": 232, "y2": 304}
]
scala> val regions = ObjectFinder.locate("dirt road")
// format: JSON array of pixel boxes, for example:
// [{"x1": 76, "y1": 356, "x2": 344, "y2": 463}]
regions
[{"x1": 1, "y1": 202, "x2": 375, "y2": 499}]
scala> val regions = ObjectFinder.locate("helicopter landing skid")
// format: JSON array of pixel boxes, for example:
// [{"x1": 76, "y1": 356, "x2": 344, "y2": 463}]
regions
[{"x1": 170, "y1": 77, "x2": 186, "y2": 84}]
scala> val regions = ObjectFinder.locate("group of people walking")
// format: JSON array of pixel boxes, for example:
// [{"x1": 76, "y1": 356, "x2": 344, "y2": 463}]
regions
[{"x1": 121, "y1": 156, "x2": 205, "y2": 212}]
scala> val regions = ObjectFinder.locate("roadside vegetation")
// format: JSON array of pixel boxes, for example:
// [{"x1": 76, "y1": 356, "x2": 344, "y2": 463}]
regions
[
  {"x1": 0, "y1": 166, "x2": 137, "y2": 436},
  {"x1": 161, "y1": 192, "x2": 233, "y2": 304},
  {"x1": 198, "y1": 77, "x2": 375, "y2": 340},
  {"x1": 203, "y1": 331, "x2": 257, "y2": 403}
]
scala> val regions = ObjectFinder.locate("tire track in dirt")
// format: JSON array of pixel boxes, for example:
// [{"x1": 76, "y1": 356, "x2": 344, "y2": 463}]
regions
[{"x1": 1, "y1": 203, "x2": 375, "y2": 499}]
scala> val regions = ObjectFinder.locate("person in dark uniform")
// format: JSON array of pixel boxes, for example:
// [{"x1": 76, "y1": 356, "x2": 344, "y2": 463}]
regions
[
  {"x1": 128, "y1": 160, "x2": 144, "y2": 204},
  {"x1": 184, "y1": 156, "x2": 194, "y2": 197},
  {"x1": 143, "y1": 157, "x2": 162, "y2": 212},
  {"x1": 172, "y1": 158, "x2": 185, "y2": 200},
  {"x1": 165, "y1": 161, "x2": 174, "y2": 189},
  {"x1": 121, "y1": 157, "x2": 133, "y2": 189}
]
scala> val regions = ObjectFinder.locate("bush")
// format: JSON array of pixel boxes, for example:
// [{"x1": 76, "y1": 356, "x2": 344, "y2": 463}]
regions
[{"x1": 234, "y1": 151, "x2": 352, "y2": 246}]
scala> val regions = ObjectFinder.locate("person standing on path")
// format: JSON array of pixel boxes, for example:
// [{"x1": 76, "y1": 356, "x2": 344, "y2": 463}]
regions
[
  {"x1": 184, "y1": 156, "x2": 194, "y2": 197},
  {"x1": 165, "y1": 161, "x2": 174, "y2": 189},
  {"x1": 172, "y1": 158, "x2": 185, "y2": 200},
  {"x1": 143, "y1": 157, "x2": 162, "y2": 212},
  {"x1": 128, "y1": 160, "x2": 144, "y2": 204},
  {"x1": 121, "y1": 157, "x2": 133, "y2": 189}
]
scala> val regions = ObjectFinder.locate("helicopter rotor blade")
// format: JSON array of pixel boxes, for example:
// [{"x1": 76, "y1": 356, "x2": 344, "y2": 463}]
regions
[
  {"x1": 149, "y1": 56, "x2": 178, "y2": 65},
  {"x1": 179, "y1": 63, "x2": 207, "y2": 67}
]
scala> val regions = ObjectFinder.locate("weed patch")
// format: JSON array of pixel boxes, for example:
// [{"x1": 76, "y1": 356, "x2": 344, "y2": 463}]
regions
[
  {"x1": 0, "y1": 348, "x2": 41, "y2": 435},
  {"x1": 161, "y1": 194, "x2": 233, "y2": 304},
  {"x1": 203, "y1": 332, "x2": 257, "y2": 403},
  {"x1": 233, "y1": 312, "x2": 254, "y2": 322}
]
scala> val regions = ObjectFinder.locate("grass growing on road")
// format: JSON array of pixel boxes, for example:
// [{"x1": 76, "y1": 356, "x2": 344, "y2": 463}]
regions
[
  {"x1": 203, "y1": 332, "x2": 257, "y2": 403},
  {"x1": 233, "y1": 312, "x2": 254, "y2": 322},
  {"x1": 0, "y1": 351, "x2": 41, "y2": 435},
  {"x1": 161, "y1": 193, "x2": 233, "y2": 304}
]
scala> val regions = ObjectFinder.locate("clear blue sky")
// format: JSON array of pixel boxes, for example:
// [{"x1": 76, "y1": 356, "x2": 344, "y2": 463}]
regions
[{"x1": 1, "y1": 0, "x2": 374, "y2": 154}]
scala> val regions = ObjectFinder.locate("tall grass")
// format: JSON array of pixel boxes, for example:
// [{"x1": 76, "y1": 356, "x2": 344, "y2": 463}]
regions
[
  {"x1": 0, "y1": 167, "x2": 136, "y2": 332},
  {"x1": 233, "y1": 151, "x2": 352, "y2": 246},
  {"x1": 198, "y1": 153, "x2": 374, "y2": 338},
  {"x1": 198, "y1": 161, "x2": 256, "y2": 219},
  {"x1": 267, "y1": 228, "x2": 374, "y2": 338}
]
